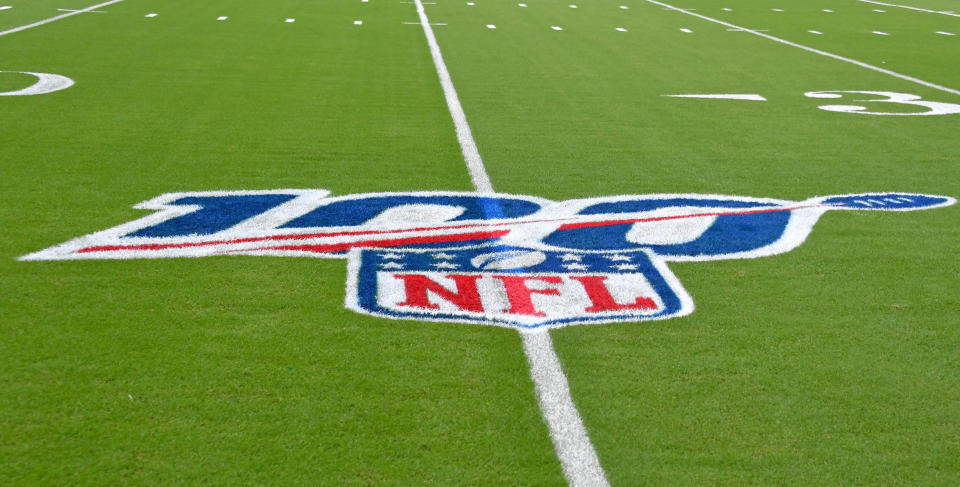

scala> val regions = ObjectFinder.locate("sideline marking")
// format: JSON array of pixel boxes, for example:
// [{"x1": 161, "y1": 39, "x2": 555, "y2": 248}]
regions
[
  {"x1": 664, "y1": 93, "x2": 766, "y2": 100},
  {"x1": 413, "y1": 0, "x2": 492, "y2": 192},
  {"x1": 646, "y1": 0, "x2": 960, "y2": 97},
  {"x1": 858, "y1": 0, "x2": 960, "y2": 18},
  {"x1": 0, "y1": 0, "x2": 125, "y2": 37},
  {"x1": 413, "y1": 0, "x2": 609, "y2": 484},
  {"x1": 936, "y1": 31, "x2": 955, "y2": 35}
]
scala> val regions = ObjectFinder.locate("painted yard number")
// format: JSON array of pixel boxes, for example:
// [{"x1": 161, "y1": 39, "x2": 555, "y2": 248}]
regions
[
  {"x1": 805, "y1": 91, "x2": 960, "y2": 116},
  {"x1": 667, "y1": 90, "x2": 960, "y2": 116}
]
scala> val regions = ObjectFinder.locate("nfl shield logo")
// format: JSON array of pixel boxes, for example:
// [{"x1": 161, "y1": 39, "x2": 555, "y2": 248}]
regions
[{"x1": 346, "y1": 246, "x2": 693, "y2": 331}]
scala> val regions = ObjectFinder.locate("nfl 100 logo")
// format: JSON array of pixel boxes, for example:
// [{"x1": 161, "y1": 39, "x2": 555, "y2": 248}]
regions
[{"x1": 22, "y1": 189, "x2": 954, "y2": 330}]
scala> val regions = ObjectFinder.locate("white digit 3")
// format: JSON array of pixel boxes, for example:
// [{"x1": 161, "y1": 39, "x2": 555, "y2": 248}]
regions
[
  {"x1": 0, "y1": 71, "x2": 74, "y2": 96},
  {"x1": 804, "y1": 90, "x2": 960, "y2": 116}
]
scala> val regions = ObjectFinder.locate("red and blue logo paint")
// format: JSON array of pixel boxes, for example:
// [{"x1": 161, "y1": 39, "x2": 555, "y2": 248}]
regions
[{"x1": 22, "y1": 190, "x2": 954, "y2": 330}]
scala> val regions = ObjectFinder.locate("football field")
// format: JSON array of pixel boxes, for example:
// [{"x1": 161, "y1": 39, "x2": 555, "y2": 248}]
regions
[{"x1": 2, "y1": 0, "x2": 959, "y2": 485}]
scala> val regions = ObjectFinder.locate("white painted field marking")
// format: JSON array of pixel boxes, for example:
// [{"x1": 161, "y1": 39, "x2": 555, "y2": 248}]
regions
[
  {"x1": 680, "y1": 27, "x2": 693, "y2": 33},
  {"x1": 552, "y1": 25, "x2": 564, "y2": 31},
  {"x1": 413, "y1": 0, "x2": 609, "y2": 485},
  {"x1": 0, "y1": 0, "x2": 124, "y2": 37},
  {"x1": 486, "y1": 24, "x2": 496, "y2": 29},
  {"x1": 809, "y1": 30, "x2": 823, "y2": 35},
  {"x1": 354, "y1": 20, "x2": 363, "y2": 25},
  {"x1": 523, "y1": 331, "x2": 611, "y2": 487},
  {"x1": 217, "y1": 16, "x2": 228, "y2": 21},
  {"x1": 873, "y1": 9, "x2": 886, "y2": 12},
  {"x1": 0, "y1": 6, "x2": 11, "y2": 11},
  {"x1": 805, "y1": 90, "x2": 960, "y2": 115},
  {"x1": 616, "y1": 27, "x2": 627, "y2": 32},
  {"x1": 570, "y1": 5, "x2": 578, "y2": 8},
  {"x1": 873, "y1": 30, "x2": 890, "y2": 35},
  {"x1": 937, "y1": 31, "x2": 956, "y2": 35},
  {"x1": 728, "y1": 27, "x2": 768, "y2": 32},
  {"x1": 823, "y1": 9, "x2": 834, "y2": 12},
  {"x1": 647, "y1": 0, "x2": 960, "y2": 96},
  {"x1": 722, "y1": 8, "x2": 732, "y2": 12},
  {"x1": 285, "y1": 18, "x2": 296, "y2": 23},
  {"x1": 145, "y1": 13, "x2": 157, "y2": 18},
  {"x1": 413, "y1": 0, "x2": 491, "y2": 192},
  {"x1": 664, "y1": 93, "x2": 766, "y2": 100},
  {"x1": 0, "y1": 71, "x2": 74, "y2": 96},
  {"x1": 772, "y1": 8, "x2": 784, "y2": 12},
  {"x1": 57, "y1": 8, "x2": 107, "y2": 13},
  {"x1": 519, "y1": 3, "x2": 528, "y2": 7},
  {"x1": 858, "y1": 0, "x2": 960, "y2": 18}
]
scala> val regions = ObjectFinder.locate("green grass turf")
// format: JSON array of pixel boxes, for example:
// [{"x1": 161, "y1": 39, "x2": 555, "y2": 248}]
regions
[
  {"x1": 2, "y1": 0, "x2": 959, "y2": 485},
  {"x1": 432, "y1": 0, "x2": 960, "y2": 484},
  {"x1": 1, "y1": 1, "x2": 564, "y2": 485}
]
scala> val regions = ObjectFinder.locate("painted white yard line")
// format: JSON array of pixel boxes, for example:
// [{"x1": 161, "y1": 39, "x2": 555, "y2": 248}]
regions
[
  {"x1": 647, "y1": 0, "x2": 960, "y2": 97},
  {"x1": 522, "y1": 331, "x2": 611, "y2": 487},
  {"x1": 412, "y1": 1, "x2": 609, "y2": 485},
  {"x1": 858, "y1": 0, "x2": 960, "y2": 18},
  {"x1": 413, "y1": 0, "x2": 492, "y2": 193},
  {"x1": 0, "y1": 0, "x2": 125, "y2": 37}
]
